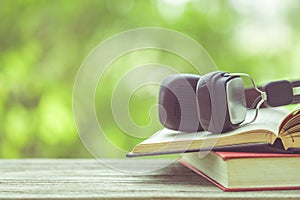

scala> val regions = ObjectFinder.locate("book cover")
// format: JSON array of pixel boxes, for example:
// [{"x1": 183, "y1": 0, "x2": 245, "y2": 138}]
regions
[{"x1": 180, "y1": 151, "x2": 300, "y2": 191}]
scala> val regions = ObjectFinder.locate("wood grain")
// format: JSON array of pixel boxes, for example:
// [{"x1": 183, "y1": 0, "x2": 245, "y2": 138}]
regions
[{"x1": 0, "y1": 159, "x2": 300, "y2": 199}]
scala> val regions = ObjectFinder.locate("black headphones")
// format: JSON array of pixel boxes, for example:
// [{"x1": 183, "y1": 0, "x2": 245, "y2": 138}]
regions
[{"x1": 158, "y1": 71, "x2": 300, "y2": 133}]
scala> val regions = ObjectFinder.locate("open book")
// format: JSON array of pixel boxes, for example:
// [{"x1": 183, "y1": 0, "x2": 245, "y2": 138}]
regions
[{"x1": 127, "y1": 108, "x2": 300, "y2": 157}]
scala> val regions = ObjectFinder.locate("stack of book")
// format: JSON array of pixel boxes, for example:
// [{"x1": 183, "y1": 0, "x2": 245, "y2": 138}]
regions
[{"x1": 128, "y1": 108, "x2": 300, "y2": 191}]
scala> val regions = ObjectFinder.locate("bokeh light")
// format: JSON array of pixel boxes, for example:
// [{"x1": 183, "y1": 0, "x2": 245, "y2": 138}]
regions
[{"x1": 1, "y1": 0, "x2": 299, "y2": 157}]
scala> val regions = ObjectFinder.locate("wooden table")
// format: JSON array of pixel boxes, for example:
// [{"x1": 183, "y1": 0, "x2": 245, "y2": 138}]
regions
[{"x1": 1, "y1": 159, "x2": 300, "y2": 200}]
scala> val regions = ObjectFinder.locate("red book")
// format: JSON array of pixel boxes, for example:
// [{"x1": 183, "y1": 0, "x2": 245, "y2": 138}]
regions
[{"x1": 180, "y1": 151, "x2": 300, "y2": 191}]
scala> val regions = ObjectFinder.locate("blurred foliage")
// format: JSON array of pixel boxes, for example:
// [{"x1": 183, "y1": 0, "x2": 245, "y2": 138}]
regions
[{"x1": 1, "y1": 0, "x2": 300, "y2": 158}]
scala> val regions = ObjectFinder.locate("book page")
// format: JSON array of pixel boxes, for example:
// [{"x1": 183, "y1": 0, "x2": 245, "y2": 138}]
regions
[
  {"x1": 279, "y1": 108, "x2": 300, "y2": 135},
  {"x1": 273, "y1": 108, "x2": 300, "y2": 150},
  {"x1": 142, "y1": 108, "x2": 289, "y2": 145},
  {"x1": 247, "y1": 107, "x2": 289, "y2": 136}
]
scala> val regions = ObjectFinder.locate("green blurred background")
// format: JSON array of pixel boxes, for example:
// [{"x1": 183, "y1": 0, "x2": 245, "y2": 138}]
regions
[{"x1": 1, "y1": 0, "x2": 300, "y2": 158}]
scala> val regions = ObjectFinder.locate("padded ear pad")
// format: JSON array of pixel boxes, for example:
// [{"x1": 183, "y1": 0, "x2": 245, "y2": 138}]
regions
[
  {"x1": 159, "y1": 74, "x2": 204, "y2": 132},
  {"x1": 197, "y1": 71, "x2": 238, "y2": 133}
]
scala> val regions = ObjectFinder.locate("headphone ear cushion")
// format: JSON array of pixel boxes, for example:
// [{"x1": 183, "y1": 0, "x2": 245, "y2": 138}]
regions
[
  {"x1": 197, "y1": 71, "x2": 222, "y2": 131},
  {"x1": 196, "y1": 77, "x2": 211, "y2": 130},
  {"x1": 159, "y1": 74, "x2": 204, "y2": 132}
]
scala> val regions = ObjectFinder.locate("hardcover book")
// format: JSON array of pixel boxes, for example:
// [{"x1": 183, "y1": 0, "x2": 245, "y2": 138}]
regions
[
  {"x1": 127, "y1": 108, "x2": 300, "y2": 157},
  {"x1": 180, "y1": 151, "x2": 300, "y2": 191}
]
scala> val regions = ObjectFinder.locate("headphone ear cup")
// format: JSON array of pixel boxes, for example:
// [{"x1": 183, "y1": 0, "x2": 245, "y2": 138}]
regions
[{"x1": 197, "y1": 71, "x2": 240, "y2": 133}]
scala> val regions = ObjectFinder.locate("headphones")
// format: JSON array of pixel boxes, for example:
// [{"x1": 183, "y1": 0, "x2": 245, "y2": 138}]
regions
[{"x1": 158, "y1": 71, "x2": 300, "y2": 133}]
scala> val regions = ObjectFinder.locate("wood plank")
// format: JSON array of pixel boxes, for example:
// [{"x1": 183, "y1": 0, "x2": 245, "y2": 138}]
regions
[{"x1": 0, "y1": 159, "x2": 300, "y2": 199}]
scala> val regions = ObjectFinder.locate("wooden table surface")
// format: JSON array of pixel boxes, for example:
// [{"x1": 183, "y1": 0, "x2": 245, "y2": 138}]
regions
[{"x1": 1, "y1": 159, "x2": 300, "y2": 200}]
